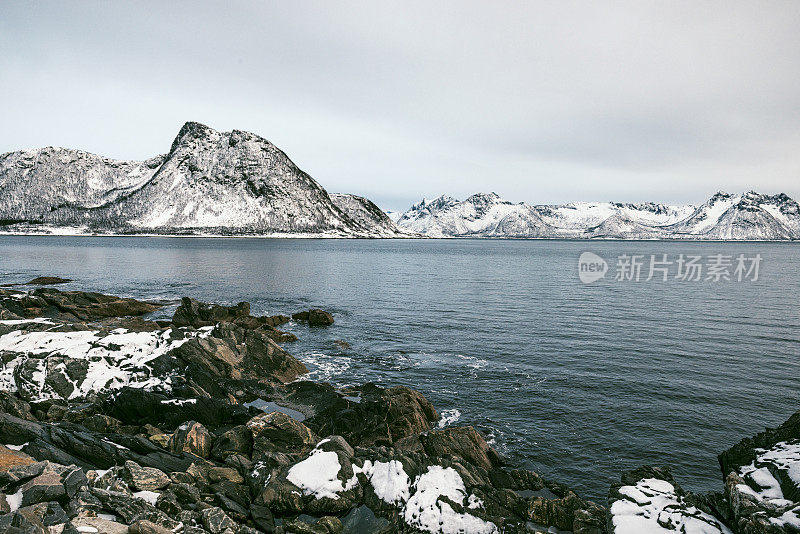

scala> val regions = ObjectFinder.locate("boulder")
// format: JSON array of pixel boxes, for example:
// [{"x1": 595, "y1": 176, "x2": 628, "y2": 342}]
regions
[
  {"x1": 4, "y1": 288, "x2": 160, "y2": 320},
  {"x1": 200, "y1": 506, "x2": 237, "y2": 534},
  {"x1": 170, "y1": 322, "x2": 307, "y2": 384},
  {"x1": 130, "y1": 519, "x2": 174, "y2": 534},
  {"x1": 0, "y1": 444, "x2": 36, "y2": 471},
  {"x1": 247, "y1": 412, "x2": 318, "y2": 456},
  {"x1": 123, "y1": 460, "x2": 171, "y2": 491},
  {"x1": 172, "y1": 297, "x2": 250, "y2": 328},
  {"x1": 20, "y1": 471, "x2": 65, "y2": 507},
  {"x1": 305, "y1": 383, "x2": 438, "y2": 447},
  {"x1": 211, "y1": 425, "x2": 253, "y2": 460},
  {"x1": 0, "y1": 391, "x2": 34, "y2": 421},
  {"x1": 0, "y1": 413, "x2": 193, "y2": 474},
  {"x1": 292, "y1": 309, "x2": 334, "y2": 326},
  {"x1": 170, "y1": 481, "x2": 201, "y2": 505},
  {"x1": 26, "y1": 277, "x2": 72, "y2": 285},
  {"x1": 104, "y1": 388, "x2": 252, "y2": 429},
  {"x1": 168, "y1": 421, "x2": 212, "y2": 458},
  {"x1": 18, "y1": 500, "x2": 69, "y2": 526},
  {"x1": 420, "y1": 426, "x2": 500, "y2": 470}
]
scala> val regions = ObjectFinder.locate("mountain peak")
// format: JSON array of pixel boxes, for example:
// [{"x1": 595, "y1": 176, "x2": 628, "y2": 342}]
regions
[{"x1": 169, "y1": 121, "x2": 216, "y2": 153}]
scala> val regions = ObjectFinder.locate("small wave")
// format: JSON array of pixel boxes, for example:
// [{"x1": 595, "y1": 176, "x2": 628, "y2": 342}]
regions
[
  {"x1": 455, "y1": 354, "x2": 488, "y2": 370},
  {"x1": 300, "y1": 351, "x2": 352, "y2": 383},
  {"x1": 438, "y1": 408, "x2": 461, "y2": 428}
]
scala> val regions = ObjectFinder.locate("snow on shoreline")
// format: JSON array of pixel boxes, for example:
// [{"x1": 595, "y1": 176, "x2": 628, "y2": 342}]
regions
[
  {"x1": 610, "y1": 478, "x2": 732, "y2": 534},
  {"x1": 0, "y1": 326, "x2": 209, "y2": 400},
  {"x1": 736, "y1": 440, "x2": 800, "y2": 529},
  {"x1": 284, "y1": 440, "x2": 496, "y2": 533}
]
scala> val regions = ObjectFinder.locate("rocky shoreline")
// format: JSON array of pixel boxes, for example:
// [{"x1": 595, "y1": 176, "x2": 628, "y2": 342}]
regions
[{"x1": 0, "y1": 285, "x2": 796, "y2": 533}]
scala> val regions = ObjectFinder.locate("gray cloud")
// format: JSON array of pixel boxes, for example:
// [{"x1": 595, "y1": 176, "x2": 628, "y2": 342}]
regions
[{"x1": 1, "y1": 0, "x2": 798, "y2": 210}]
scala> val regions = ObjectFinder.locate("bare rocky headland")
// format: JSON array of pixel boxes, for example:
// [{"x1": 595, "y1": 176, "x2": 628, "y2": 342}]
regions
[{"x1": 0, "y1": 285, "x2": 796, "y2": 534}]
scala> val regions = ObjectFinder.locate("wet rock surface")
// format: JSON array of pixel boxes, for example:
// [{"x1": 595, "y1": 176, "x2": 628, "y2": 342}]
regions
[{"x1": 0, "y1": 286, "x2": 796, "y2": 533}]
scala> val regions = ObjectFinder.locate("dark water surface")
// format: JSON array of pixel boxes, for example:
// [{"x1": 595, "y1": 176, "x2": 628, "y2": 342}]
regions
[{"x1": 1, "y1": 236, "x2": 798, "y2": 501}]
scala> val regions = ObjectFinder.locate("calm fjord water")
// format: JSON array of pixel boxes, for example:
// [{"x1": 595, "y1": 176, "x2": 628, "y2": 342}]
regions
[{"x1": 1, "y1": 236, "x2": 798, "y2": 501}]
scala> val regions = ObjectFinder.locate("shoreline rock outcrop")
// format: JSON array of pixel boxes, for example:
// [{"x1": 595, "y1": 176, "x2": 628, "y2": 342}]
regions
[{"x1": 0, "y1": 285, "x2": 797, "y2": 533}]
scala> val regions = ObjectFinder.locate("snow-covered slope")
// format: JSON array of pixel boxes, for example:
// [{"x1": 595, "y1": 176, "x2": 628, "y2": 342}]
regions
[
  {"x1": 395, "y1": 192, "x2": 557, "y2": 238},
  {"x1": 0, "y1": 122, "x2": 403, "y2": 237},
  {"x1": 395, "y1": 191, "x2": 800, "y2": 240},
  {"x1": 664, "y1": 191, "x2": 798, "y2": 240},
  {"x1": 0, "y1": 148, "x2": 163, "y2": 222},
  {"x1": 330, "y1": 193, "x2": 410, "y2": 237}
]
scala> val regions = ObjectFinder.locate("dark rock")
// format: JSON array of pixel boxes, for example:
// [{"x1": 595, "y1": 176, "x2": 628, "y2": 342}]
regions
[
  {"x1": 719, "y1": 409, "x2": 800, "y2": 476},
  {"x1": 63, "y1": 488, "x2": 103, "y2": 517},
  {"x1": 7, "y1": 508, "x2": 48, "y2": 534},
  {"x1": 155, "y1": 490, "x2": 182, "y2": 516},
  {"x1": 718, "y1": 410, "x2": 800, "y2": 534},
  {"x1": 207, "y1": 466, "x2": 244, "y2": 484},
  {"x1": 284, "y1": 516, "x2": 343, "y2": 534},
  {"x1": 20, "y1": 471, "x2": 65, "y2": 507},
  {"x1": 104, "y1": 388, "x2": 252, "y2": 429},
  {"x1": 247, "y1": 412, "x2": 318, "y2": 456},
  {"x1": 26, "y1": 277, "x2": 72, "y2": 285},
  {"x1": 211, "y1": 425, "x2": 253, "y2": 460},
  {"x1": 528, "y1": 490, "x2": 597, "y2": 532},
  {"x1": 292, "y1": 309, "x2": 334, "y2": 326},
  {"x1": 129, "y1": 519, "x2": 174, "y2": 534},
  {"x1": 266, "y1": 329, "x2": 298, "y2": 343},
  {"x1": 168, "y1": 421, "x2": 213, "y2": 458},
  {"x1": 305, "y1": 383, "x2": 438, "y2": 447},
  {"x1": 291, "y1": 311, "x2": 309, "y2": 322},
  {"x1": 91, "y1": 488, "x2": 179, "y2": 528},
  {"x1": 172, "y1": 297, "x2": 250, "y2": 328},
  {"x1": 61, "y1": 465, "x2": 87, "y2": 498},
  {"x1": 421, "y1": 426, "x2": 500, "y2": 470},
  {"x1": 340, "y1": 505, "x2": 392, "y2": 534},
  {"x1": 81, "y1": 414, "x2": 123, "y2": 433},
  {"x1": 18, "y1": 500, "x2": 68, "y2": 527},
  {"x1": 171, "y1": 482, "x2": 202, "y2": 505},
  {"x1": 489, "y1": 468, "x2": 545, "y2": 492},
  {"x1": 123, "y1": 460, "x2": 171, "y2": 491},
  {"x1": 0, "y1": 391, "x2": 34, "y2": 421},
  {"x1": 0, "y1": 412, "x2": 193, "y2": 476},
  {"x1": 258, "y1": 477, "x2": 304, "y2": 514},
  {"x1": 249, "y1": 504, "x2": 275, "y2": 533},
  {"x1": 7, "y1": 288, "x2": 160, "y2": 321},
  {"x1": 200, "y1": 506, "x2": 237, "y2": 534},
  {"x1": 608, "y1": 467, "x2": 728, "y2": 534},
  {"x1": 171, "y1": 322, "x2": 307, "y2": 384}
]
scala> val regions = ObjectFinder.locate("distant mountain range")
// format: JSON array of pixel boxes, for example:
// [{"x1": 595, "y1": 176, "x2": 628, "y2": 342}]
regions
[
  {"x1": 1, "y1": 123, "x2": 797, "y2": 239},
  {"x1": 0, "y1": 122, "x2": 405, "y2": 237},
  {"x1": 393, "y1": 191, "x2": 800, "y2": 240}
]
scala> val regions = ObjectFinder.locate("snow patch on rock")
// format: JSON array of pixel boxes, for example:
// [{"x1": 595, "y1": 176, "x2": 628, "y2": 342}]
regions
[
  {"x1": 610, "y1": 478, "x2": 731, "y2": 534},
  {"x1": 0, "y1": 327, "x2": 207, "y2": 400},
  {"x1": 403, "y1": 465, "x2": 497, "y2": 534}
]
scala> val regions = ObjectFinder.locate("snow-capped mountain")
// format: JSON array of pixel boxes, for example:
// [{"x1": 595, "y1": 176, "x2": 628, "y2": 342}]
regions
[
  {"x1": 396, "y1": 193, "x2": 556, "y2": 238},
  {"x1": 395, "y1": 191, "x2": 800, "y2": 240},
  {"x1": 0, "y1": 122, "x2": 405, "y2": 237}
]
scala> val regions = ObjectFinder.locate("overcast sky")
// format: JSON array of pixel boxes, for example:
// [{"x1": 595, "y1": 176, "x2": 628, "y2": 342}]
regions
[{"x1": 1, "y1": 1, "x2": 798, "y2": 210}]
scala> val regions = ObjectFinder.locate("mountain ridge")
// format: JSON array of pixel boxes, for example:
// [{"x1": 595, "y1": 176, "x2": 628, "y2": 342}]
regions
[
  {"x1": 0, "y1": 122, "x2": 405, "y2": 237},
  {"x1": 395, "y1": 190, "x2": 800, "y2": 240}
]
